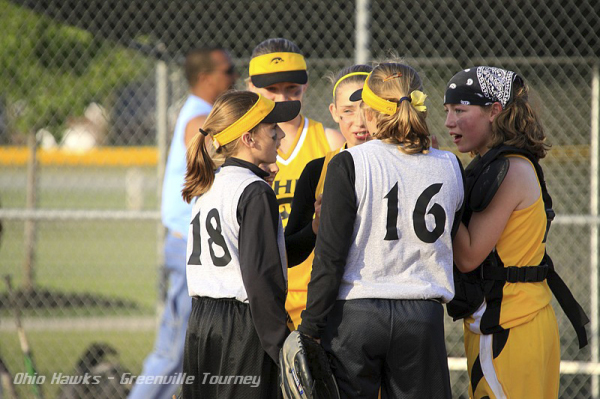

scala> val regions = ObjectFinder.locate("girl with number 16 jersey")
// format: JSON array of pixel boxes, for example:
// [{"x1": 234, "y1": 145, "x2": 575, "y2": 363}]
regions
[
  {"x1": 298, "y1": 63, "x2": 464, "y2": 398},
  {"x1": 181, "y1": 91, "x2": 300, "y2": 399}
]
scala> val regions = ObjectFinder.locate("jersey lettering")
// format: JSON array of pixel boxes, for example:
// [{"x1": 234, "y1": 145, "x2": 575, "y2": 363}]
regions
[
  {"x1": 273, "y1": 179, "x2": 295, "y2": 196},
  {"x1": 413, "y1": 183, "x2": 446, "y2": 243},
  {"x1": 384, "y1": 183, "x2": 446, "y2": 243},
  {"x1": 188, "y1": 208, "x2": 232, "y2": 267},
  {"x1": 206, "y1": 208, "x2": 232, "y2": 266},
  {"x1": 188, "y1": 211, "x2": 202, "y2": 265},
  {"x1": 384, "y1": 182, "x2": 399, "y2": 240}
]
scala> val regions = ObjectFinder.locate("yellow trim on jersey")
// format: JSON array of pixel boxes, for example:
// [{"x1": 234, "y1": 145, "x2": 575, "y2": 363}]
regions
[
  {"x1": 281, "y1": 117, "x2": 330, "y2": 325},
  {"x1": 249, "y1": 52, "x2": 307, "y2": 76},
  {"x1": 275, "y1": 118, "x2": 330, "y2": 229},
  {"x1": 286, "y1": 144, "x2": 343, "y2": 329},
  {"x1": 315, "y1": 147, "x2": 342, "y2": 200},
  {"x1": 277, "y1": 117, "x2": 306, "y2": 161}
]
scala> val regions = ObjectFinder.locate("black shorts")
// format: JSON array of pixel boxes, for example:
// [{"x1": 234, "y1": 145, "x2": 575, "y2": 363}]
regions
[
  {"x1": 182, "y1": 296, "x2": 280, "y2": 399},
  {"x1": 321, "y1": 298, "x2": 452, "y2": 399}
]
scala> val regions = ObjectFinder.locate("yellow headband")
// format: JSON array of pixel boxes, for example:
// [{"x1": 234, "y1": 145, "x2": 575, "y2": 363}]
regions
[
  {"x1": 249, "y1": 52, "x2": 307, "y2": 76},
  {"x1": 213, "y1": 95, "x2": 275, "y2": 148},
  {"x1": 361, "y1": 74, "x2": 427, "y2": 115},
  {"x1": 332, "y1": 72, "x2": 370, "y2": 99}
]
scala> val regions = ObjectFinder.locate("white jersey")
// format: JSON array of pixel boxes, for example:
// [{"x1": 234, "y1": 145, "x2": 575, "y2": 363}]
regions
[
  {"x1": 340, "y1": 140, "x2": 464, "y2": 303},
  {"x1": 186, "y1": 166, "x2": 287, "y2": 302}
]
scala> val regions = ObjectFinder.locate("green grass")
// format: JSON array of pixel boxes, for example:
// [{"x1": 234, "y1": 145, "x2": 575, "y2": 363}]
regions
[
  {"x1": 1, "y1": 219, "x2": 159, "y2": 313},
  {"x1": 0, "y1": 166, "x2": 163, "y2": 397}
]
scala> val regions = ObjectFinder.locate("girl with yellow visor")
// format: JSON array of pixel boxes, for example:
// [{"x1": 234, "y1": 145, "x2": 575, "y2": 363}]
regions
[
  {"x1": 297, "y1": 63, "x2": 464, "y2": 398},
  {"x1": 247, "y1": 38, "x2": 345, "y2": 229},
  {"x1": 181, "y1": 90, "x2": 299, "y2": 399}
]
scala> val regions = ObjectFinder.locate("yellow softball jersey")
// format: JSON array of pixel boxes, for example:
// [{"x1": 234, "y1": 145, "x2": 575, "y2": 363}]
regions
[
  {"x1": 463, "y1": 155, "x2": 559, "y2": 399},
  {"x1": 286, "y1": 147, "x2": 341, "y2": 329},
  {"x1": 274, "y1": 116, "x2": 331, "y2": 227},
  {"x1": 466, "y1": 155, "x2": 553, "y2": 332}
]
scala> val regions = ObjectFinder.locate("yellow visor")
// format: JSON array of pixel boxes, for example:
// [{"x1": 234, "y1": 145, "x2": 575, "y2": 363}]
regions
[
  {"x1": 213, "y1": 95, "x2": 300, "y2": 148},
  {"x1": 249, "y1": 52, "x2": 308, "y2": 87},
  {"x1": 361, "y1": 74, "x2": 398, "y2": 115},
  {"x1": 350, "y1": 74, "x2": 428, "y2": 114}
]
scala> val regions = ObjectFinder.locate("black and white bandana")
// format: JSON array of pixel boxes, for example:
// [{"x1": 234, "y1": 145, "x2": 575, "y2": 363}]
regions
[{"x1": 443, "y1": 66, "x2": 520, "y2": 109}]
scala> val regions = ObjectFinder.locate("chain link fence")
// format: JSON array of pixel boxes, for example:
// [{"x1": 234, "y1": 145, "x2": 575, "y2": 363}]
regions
[{"x1": 0, "y1": 0, "x2": 598, "y2": 397}]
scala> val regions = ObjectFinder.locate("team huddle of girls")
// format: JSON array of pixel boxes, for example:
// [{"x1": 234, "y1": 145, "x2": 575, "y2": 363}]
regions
[{"x1": 179, "y1": 38, "x2": 587, "y2": 399}]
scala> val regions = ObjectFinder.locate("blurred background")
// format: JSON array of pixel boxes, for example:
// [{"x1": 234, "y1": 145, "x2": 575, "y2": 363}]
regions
[{"x1": 0, "y1": 0, "x2": 598, "y2": 397}]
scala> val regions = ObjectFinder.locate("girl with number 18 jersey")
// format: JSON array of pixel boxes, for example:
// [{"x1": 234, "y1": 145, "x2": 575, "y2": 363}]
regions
[{"x1": 181, "y1": 91, "x2": 300, "y2": 399}]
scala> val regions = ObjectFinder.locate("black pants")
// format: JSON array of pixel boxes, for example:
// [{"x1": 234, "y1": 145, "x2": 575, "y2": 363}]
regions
[
  {"x1": 182, "y1": 297, "x2": 280, "y2": 399},
  {"x1": 321, "y1": 299, "x2": 452, "y2": 399}
]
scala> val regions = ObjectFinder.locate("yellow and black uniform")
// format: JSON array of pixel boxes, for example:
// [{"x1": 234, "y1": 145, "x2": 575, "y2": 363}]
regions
[
  {"x1": 248, "y1": 46, "x2": 337, "y2": 329},
  {"x1": 274, "y1": 116, "x2": 331, "y2": 227},
  {"x1": 464, "y1": 155, "x2": 558, "y2": 399},
  {"x1": 452, "y1": 146, "x2": 588, "y2": 399},
  {"x1": 444, "y1": 67, "x2": 588, "y2": 399},
  {"x1": 275, "y1": 117, "x2": 331, "y2": 328},
  {"x1": 284, "y1": 146, "x2": 342, "y2": 328}
]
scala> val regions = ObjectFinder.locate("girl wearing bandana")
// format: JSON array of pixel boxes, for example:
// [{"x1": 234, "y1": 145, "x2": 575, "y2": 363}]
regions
[
  {"x1": 247, "y1": 38, "x2": 345, "y2": 330},
  {"x1": 181, "y1": 91, "x2": 300, "y2": 398},
  {"x1": 297, "y1": 63, "x2": 464, "y2": 398},
  {"x1": 284, "y1": 64, "x2": 373, "y2": 328},
  {"x1": 445, "y1": 67, "x2": 588, "y2": 399}
]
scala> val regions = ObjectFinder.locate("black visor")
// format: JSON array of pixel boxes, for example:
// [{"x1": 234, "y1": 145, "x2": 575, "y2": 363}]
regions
[
  {"x1": 349, "y1": 89, "x2": 363, "y2": 102},
  {"x1": 262, "y1": 100, "x2": 301, "y2": 124},
  {"x1": 251, "y1": 70, "x2": 308, "y2": 88}
]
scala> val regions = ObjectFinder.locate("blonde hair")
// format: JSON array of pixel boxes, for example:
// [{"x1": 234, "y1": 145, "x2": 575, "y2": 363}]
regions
[
  {"x1": 182, "y1": 90, "x2": 260, "y2": 202},
  {"x1": 488, "y1": 81, "x2": 550, "y2": 159},
  {"x1": 363, "y1": 63, "x2": 430, "y2": 154}
]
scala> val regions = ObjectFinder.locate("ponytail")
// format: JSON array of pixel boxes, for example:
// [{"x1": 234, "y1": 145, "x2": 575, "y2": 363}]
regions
[
  {"x1": 182, "y1": 132, "x2": 216, "y2": 203},
  {"x1": 181, "y1": 90, "x2": 260, "y2": 203},
  {"x1": 375, "y1": 106, "x2": 429, "y2": 154},
  {"x1": 364, "y1": 63, "x2": 430, "y2": 154}
]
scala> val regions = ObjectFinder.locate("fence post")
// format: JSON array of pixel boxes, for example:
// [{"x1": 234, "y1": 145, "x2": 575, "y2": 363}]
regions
[
  {"x1": 156, "y1": 59, "x2": 169, "y2": 315},
  {"x1": 591, "y1": 60, "x2": 599, "y2": 399},
  {"x1": 355, "y1": 0, "x2": 370, "y2": 65},
  {"x1": 23, "y1": 130, "x2": 38, "y2": 291}
]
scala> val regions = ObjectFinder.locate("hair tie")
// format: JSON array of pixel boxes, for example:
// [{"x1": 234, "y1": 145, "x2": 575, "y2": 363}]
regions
[
  {"x1": 410, "y1": 90, "x2": 427, "y2": 112},
  {"x1": 382, "y1": 72, "x2": 403, "y2": 82},
  {"x1": 395, "y1": 92, "x2": 427, "y2": 112},
  {"x1": 199, "y1": 128, "x2": 209, "y2": 136}
]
